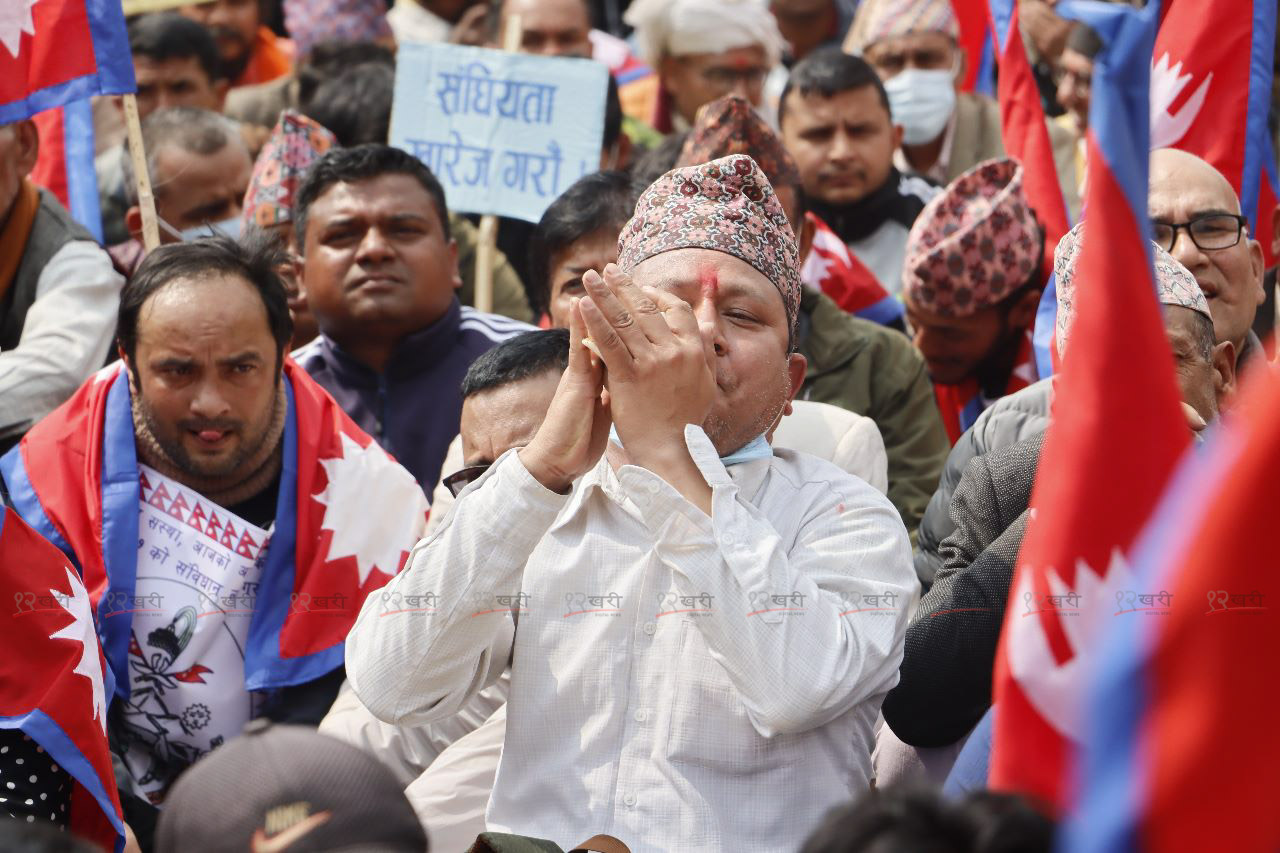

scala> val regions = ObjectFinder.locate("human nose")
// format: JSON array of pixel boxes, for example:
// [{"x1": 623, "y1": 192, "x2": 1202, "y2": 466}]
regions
[
  {"x1": 355, "y1": 226, "x2": 395, "y2": 264},
  {"x1": 829, "y1": 129, "x2": 854, "y2": 162},
  {"x1": 1167, "y1": 224, "x2": 1208, "y2": 270},
  {"x1": 692, "y1": 301, "x2": 728, "y2": 357},
  {"x1": 189, "y1": 377, "x2": 231, "y2": 420}
]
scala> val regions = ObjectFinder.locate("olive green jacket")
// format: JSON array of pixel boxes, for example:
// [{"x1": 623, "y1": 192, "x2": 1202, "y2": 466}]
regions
[
  {"x1": 796, "y1": 287, "x2": 949, "y2": 532},
  {"x1": 451, "y1": 214, "x2": 535, "y2": 324}
]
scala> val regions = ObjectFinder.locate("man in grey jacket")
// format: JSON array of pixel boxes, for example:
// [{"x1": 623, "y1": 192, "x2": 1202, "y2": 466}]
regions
[{"x1": 885, "y1": 234, "x2": 1236, "y2": 750}]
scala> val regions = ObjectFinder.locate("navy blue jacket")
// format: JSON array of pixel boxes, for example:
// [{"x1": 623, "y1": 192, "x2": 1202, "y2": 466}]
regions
[{"x1": 295, "y1": 299, "x2": 532, "y2": 493}]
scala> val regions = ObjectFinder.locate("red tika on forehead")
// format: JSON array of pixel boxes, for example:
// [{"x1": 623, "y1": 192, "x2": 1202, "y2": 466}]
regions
[{"x1": 699, "y1": 264, "x2": 720, "y2": 299}]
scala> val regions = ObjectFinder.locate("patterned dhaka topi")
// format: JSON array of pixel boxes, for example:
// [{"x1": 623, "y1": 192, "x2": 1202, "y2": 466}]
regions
[{"x1": 618, "y1": 153, "x2": 801, "y2": 336}]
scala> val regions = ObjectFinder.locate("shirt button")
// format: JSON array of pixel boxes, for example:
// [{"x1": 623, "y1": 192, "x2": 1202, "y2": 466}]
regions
[
  {"x1": 635, "y1": 494, "x2": 651, "y2": 508},
  {"x1": 645, "y1": 481, "x2": 660, "y2": 495},
  {"x1": 642, "y1": 622, "x2": 656, "y2": 636},
  {"x1": 720, "y1": 532, "x2": 736, "y2": 547},
  {"x1": 634, "y1": 708, "x2": 648, "y2": 723},
  {"x1": 624, "y1": 793, "x2": 637, "y2": 808}
]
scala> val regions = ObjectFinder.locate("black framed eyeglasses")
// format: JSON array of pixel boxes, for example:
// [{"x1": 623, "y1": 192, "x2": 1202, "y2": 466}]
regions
[
  {"x1": 443, "y1": 464, "x2": 491, "y2": 498},
  {"x1": 1151, "y1": 213, "x2": 1248, "y2": 253}
]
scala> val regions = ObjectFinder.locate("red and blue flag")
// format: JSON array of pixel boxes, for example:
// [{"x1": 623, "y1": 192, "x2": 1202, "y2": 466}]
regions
[
  {"x1": 1150, "y1": 0, "x2": 1278, "y2": 266},
  {"x1": 0, "y1": 361, "x2": 429, "y2": 697},
  {"x1": 988, "y1": 0, "x2": 1188, "y2": 812},
  {"x1": 0, "y1": 506, "x2": 124, "y2": 851},
  {"x1": 1065, "y1": 365, "x2": 1280, "y2": 851},
  {"x1": 0, "y1": 0, "x2": 134, "y2": 123}
]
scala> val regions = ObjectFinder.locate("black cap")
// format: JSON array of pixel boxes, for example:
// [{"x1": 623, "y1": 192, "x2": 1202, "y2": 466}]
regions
[{"x1": 156, "y1": 720, "x2": 429, "y2": 852}]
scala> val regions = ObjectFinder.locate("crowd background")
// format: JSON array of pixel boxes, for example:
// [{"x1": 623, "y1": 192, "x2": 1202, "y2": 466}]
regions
[{"x1": 1, "y1": 0, "x2": 1278, "y2": 850}]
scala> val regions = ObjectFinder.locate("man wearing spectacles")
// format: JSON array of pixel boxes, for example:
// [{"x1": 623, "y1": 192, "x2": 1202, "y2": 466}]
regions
[{"x1": 1150, "y1": 148, "x2": 1267, "y2": 373}]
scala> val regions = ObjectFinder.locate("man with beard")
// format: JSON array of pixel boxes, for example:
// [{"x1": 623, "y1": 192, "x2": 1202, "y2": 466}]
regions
[
  {"x1": 178, "y1": 0, "x2": 293, "y2": 91},
  {"x1": 345, "y1": 154, "x2": 918, "y2": 852},
  {"x1": 0, "y1": 237, "x2": 427, "y2": 835},
  {"x1": 780, "y1": 47, "x2": 940, "y2": 298},
  {"x1": 901, "y1": 157, "x2": 1044, "y2": 444}
]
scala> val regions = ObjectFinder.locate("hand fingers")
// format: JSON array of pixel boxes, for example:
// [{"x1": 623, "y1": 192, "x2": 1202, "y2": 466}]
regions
[
  {"x1": 582, "y1": 269, "x2": 647, "y2": 355},
  {"x1": 603, "y1": 263, "x2": 673, "y2": 344},
  {"x1": 566, "y1": 298, "x2": 601, "y2": 375},
  {"x1": 579, "y1": 290, "x2": 636, "y2": 378},
  {"x1": 643, "y1": 286, "x2": 701, "y2": 338}
]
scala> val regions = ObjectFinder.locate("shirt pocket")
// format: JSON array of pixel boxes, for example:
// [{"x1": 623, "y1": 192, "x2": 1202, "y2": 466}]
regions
[{"x1": 662, "y1": 620, "x2": 798, "y2": 776}]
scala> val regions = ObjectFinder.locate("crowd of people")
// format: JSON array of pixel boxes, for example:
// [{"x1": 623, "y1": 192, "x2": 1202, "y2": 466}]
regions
[{"x1": 1, "y1": 0, "x2": 1277, "y2": 850}]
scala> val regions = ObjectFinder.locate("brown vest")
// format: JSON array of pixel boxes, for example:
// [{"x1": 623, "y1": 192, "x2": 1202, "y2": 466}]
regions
[{"x1": 0, "y1": 188, "x2": 94, "y2": 351}]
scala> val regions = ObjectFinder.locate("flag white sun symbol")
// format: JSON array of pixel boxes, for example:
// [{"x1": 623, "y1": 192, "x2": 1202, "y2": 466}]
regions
[
  {"x1": 1150, "y1": 52, "x2": 1212, "y2": 150},
  {"x1": 0, "y1": 0, "x2": 39, "y2": 59},
  {"x1": 49, "y1": 568, "x2": 108, "y2": 735},
  {"x1": 1008, "y1": 549, "x2": 1135, "y2": 742},
  {"x1": 313, "y1": 433, "x2": 429, "y2": 585}
]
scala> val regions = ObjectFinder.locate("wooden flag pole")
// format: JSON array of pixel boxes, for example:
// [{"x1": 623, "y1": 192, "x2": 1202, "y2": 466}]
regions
[
  {"x1": 473, "y1": 14, "x2": 523, "y2": 314},
  {"x1": 122, "y1": 93, "x2": 160, "y2": 251}
]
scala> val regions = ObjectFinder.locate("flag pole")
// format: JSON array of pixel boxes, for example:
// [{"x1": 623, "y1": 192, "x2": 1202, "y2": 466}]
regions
[
  {"x1": 121, "y1": 93, "x2": 160, "y2": 252},
  {"x1": 473, "y1": 14, "x2": 522, "y2": 314}
]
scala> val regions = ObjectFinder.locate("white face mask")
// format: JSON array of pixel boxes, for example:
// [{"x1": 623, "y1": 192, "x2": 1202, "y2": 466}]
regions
[
  {"x1": 884, "y1": 68, "x2": 957, "y2": 146},
  {"x1": 173, "y1": 216, "x2": 243, "y2": 242}
]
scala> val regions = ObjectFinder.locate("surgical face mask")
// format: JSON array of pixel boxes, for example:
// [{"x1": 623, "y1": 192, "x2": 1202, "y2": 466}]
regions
[
  {"x1": 167, "y1": 215, "x2": 243, "y2": 243},
  {"x1": 884, "y1": 68, "x2": 957, "y2": 146}
]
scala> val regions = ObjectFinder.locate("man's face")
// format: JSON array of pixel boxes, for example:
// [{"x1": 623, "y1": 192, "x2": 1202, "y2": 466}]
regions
[
  {"x1": 904, "y1": 290, "x2": 1034, "y2": 386},
  {"x1": 501, "y1": 0, "x2": 592, "y2": 57},
  {"x1": 1055, "y1": 48, "x2": 1092, "y2": 134},
  {"x1": 150, "y1": 141, "x2": 253, "y2": 238},
  {"x1": 1164, "y1": 305, "x2": 1232, "y2": 426},
  {"x1": 179, "y1": 0, "x2": 259, "y2": 78},
  {"x1": 0, "y1": 121, "x2": 38, "y2": 223},
  {"x1": 769, "y1": 0, "x2": 836, "y2": 62},
  {"x1": 780, "y1": 86, "x2": 899, "y2": 206},
  {"x1": 630, "y1": 248, "x2": 806, "y2": 456},
  {"x1": 661, "y1": 45, "x2": 771, "y2": 126},
  {"x1": 1149, "y1": 150, "x2": 1266, "y2": 353},
  {"x1": 299, "y1": 174, "x2": 459, "y2": 350},
  {"x1": 547, "y1": 228, "x2": 619, "y2": 327},
  {"x1": 133, "y1": 55, "x2": 226, "y2": 119},
  {"x1": 460, "y1": 369, "x2": 561, "y2": 465},
  {"x1": 126, "y1": 274, "x2": 282, "y2": 480},
  {"x1": 862, "y1": 31, "x2": 958, "y2": 81}
]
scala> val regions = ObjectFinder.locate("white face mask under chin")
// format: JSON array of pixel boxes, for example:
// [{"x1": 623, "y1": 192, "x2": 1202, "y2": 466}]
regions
[{"x1": 884, "y1": 68, "x2": 957, "y2": 146}]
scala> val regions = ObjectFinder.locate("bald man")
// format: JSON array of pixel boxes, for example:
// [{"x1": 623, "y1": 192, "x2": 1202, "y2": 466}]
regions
[{"x1": 1149, "y1": 148, "x2": 1267, "y2": 371}]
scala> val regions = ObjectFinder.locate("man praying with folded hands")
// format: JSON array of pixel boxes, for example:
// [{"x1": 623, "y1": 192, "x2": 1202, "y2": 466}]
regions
[{"x1": 344, "y1": 154, "x2": 919, "y2": 853}]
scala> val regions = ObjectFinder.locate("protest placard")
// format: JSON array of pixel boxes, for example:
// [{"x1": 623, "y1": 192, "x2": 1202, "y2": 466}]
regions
[{"x1": 390, "y1": 43, "x2": 609, "y2": 223}]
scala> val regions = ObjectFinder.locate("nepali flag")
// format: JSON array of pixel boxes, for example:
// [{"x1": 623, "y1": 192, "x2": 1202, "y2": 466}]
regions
[
  {"x1": 0, "y1": 0, "x2": 134, "y2": 124},
  {"x1": 1064, "y1": 364, "x2": 1280, "y2": 851},
  {"x1": 988, "y1": 0, "x2": 1188, "y2": 813},
  {"x1": 1151, "y1": 0, "x2": 1278, "y2": 267},
  {"x1": 801, "y1": 212, "x2": 905, "y2": 327},
  {"x1": 0, "y1": 507, "x2": 124, "y2": 851},
  {"x1": 0, "y1": 361, "x2": 429, "y2": 696}
]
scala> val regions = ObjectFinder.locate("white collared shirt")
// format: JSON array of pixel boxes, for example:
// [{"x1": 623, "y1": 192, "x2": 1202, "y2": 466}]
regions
[{"x1": 347, "y1": 425, "x2": 918, "y2": 853}]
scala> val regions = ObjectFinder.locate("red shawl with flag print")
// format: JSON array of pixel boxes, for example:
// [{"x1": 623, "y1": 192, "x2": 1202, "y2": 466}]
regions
[
  {"x1": 0, "y1": 360, "x2": 428, "y2": 696},
  {"x1": 0, "y1": 507, "x2": 124, "y2": 851}
]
